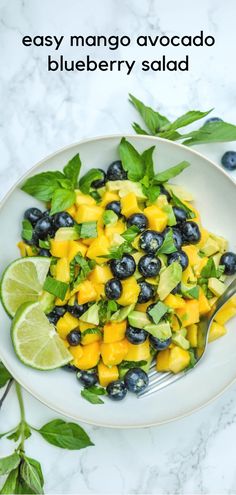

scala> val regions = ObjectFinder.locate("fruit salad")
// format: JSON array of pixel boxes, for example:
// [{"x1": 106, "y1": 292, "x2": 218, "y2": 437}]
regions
[{"x1": 1, "y1": 138, "x2": 236, "y2": 404}]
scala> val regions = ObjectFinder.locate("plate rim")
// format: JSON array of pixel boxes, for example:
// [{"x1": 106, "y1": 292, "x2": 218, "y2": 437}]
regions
[{"x1": 0, "y1": 133, "x2": 236, "y2": 429}]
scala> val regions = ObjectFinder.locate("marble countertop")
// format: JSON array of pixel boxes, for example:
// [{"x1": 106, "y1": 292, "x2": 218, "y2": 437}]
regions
[{"x1": 0, "y1": 0, "x2": 236, "y2": 493}]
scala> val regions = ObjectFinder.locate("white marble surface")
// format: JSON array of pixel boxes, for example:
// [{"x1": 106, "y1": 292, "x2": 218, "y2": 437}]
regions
[{"x1": 0, "y1": 0, "x2": 236, "y2": 493}]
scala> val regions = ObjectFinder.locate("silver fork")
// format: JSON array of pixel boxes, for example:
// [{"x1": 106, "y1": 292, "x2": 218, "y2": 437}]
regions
[{"x1": 138, "y1": 277, "x2": 236, "y2": 398}]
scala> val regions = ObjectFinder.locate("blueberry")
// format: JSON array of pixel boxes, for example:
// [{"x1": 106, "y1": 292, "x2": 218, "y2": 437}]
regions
[
  {"x1": 167, "y1": 250, "x2": 189, "y2": 270},
  {"x1": 66, "y1": 329, "x2": 82, "y2": 346},
  {"x1": 35, "y1": 216, "x2": 54, "y2": 240},
  {"x1": 107, "y1": 161, "x2": 127, "y2": 181},
  {"x1": 180, "y1": 221, "x2": 201, "y2": 245},
  {"x1": 221, "y1": 151, "x2": 236, "y2": 171},
  {"x1": 164, "y1": 227, "x2": 182, "y2": 249},
  {"x1": 47, "y1": 307, "x2": 66, "y2": 325},
  {"x1": 54, "y1": 306, "x2": 67, "y2": 317},
  {"x1": 91, "y1": 169, "x2": 106, "y2": 188},
  {"x1": 147, "y1": 303, "x2": 157, "y2": 322},
  {"x1": 138, "y1": 255, "x2": 161, "y2": 278},
  {"x1": 22, "y1": 232, "x2": 39, "y2": 246},
  {"x1": 53, "y1": 212, "x2": 74, "y2": 229},
  {"x1": 24, "y1": 207, "x2": 43, "y2": 226},
  {"x1": 138, "y1": 281, "x2": 156, "y2": 303},
  {"x1": 127, "y1": 213, "x2": 148, "y2": 231},
  {"x1": 139, "y1": 230, "x2": 164, "y2": 253},
  {"x1": 105, "y1": 201, "x2": 121, "y2": 216},
  {"x1": 171, "y1": 282, "x2": 181, "y2": 294},
  {"x1": 205, "y1": 117, "x2": 223, "y2": 124},
  {"x1": 105, "y1": 278, "x2": 122, "y2": 300},
  {"x1": 124, "y1": 368, "x2": 149, "y2": 394},
  {"x1": 150, "y1": 336, "x2": 172, "y2": 350},
  {"x1": 63, "y1": 364, "x2": 78, "y2": 372},
  {"x1": 106, "y1": 380, "x2": 127, "y2": 401},
  {"x1": 67, "y1": 301, "x2": 88, "y2": 318},
  {"x1": 77, "y1": 370, "x2": 98, "y2": 388},
  {"x1": 110, "y1": 254, "x2": 136, "y2": 280},
  {"x1": 160, "y1": 185, "x2": 171, "y2": 202},
  {"x1": 126, "y1": 326, "x2": 148, "y2": 344},
  {"x1": 220, "y1": 252, "x2": 236, "y2": 275},
  {"x1": 173, "y1": 207, "x2": 187, "y2": 223},
  {"x1": 39, "y1": 248, "x2": 51, "y2": 257}
]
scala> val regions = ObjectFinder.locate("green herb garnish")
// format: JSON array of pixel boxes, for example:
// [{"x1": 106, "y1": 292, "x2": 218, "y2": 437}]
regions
[{"x1": 43, "y1": 277, "x2": 68, "y2": 300}]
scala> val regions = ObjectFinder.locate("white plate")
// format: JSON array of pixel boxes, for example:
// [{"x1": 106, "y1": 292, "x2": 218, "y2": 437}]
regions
[{"x1": 0, "y1": 135, "x2": 235, "y2": 428}]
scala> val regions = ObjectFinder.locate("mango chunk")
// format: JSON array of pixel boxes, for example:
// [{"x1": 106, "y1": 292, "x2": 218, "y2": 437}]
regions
[
  {"x1": 50, "y1": 240, "x2": 70, "y2": 258},
  {"x1": 67, "y1": 240, "x2": 87, "y2": 262},
  {"x1": 176, "y1": 300, "x2": 199, "y2": 326},
  {"x1": 117, "y1": 277, "x2": 140, "y2": 306},
  {"x1": 156, "y1": 349, "x2": 170, "y2": 371},
  {"x1": 164, "y1": 294, "x2": 186, "y2": 309},
  {"x1": 75, "y1": 204, "x2": 103, "y2": 223},
  {"x1": 186, "y1": 324, "x2": 198, "y2": 347},
  {"x1": 56, "y1": 312, "x2": 79, "y2": 339},
  {"x1": 209, "y1": 322, "x2": 227, "y2": 342},
  {"x1": 214, "y1": 301, "x2": 236, "y2": 325},
  {"x1": 80, "y1": 323, "x2": 102, "y2": 345},
  {"x1": 198, "y1": 288, "x2": 211, "y2": 315},
  {"x1": 125, "y1": 340, "x2": 150, "y2": 362},
  {"x1": 86, "y1": 235, "x2": 110, "y2": 263},
  {"x1": 100, "y1": 191, "x2": 119, "y2": 206},
  {"x1": 182, "y1": 245, "x2": 201, "y2": 266},
  {"x1": 75, "y1": 191, "x2": 96, "y2": 206},
  {"x1": 55, "y1": 257, "x2": 70, "y2": 283},
  {"x1": 105, "y1": 220, "x2": 126, "y2": 242},
  {"x1": 120, "y1": 193, "x2": 141, "y2": 217},
  {"x1": 73, "y1": 342, "x2": 101, "y2": 370},
  {"x1": 103, "y1": 321, "x2": 127, "y2": 343},
  {"x1": 144, "y1": 205, "x2": 168, "y2": 232},
  {"x1": 69, "y1": 345, "x2": 83, "y2": 362},
  {"x1": 169, "y1": 346, "x2": 190, "y2": 373},
  {"x1": 66, "y1": 204, "x2": 77, "y2": 219},
  {"x1": 77, "y1": 280, "x2": 97, "y2": 304},
  {"x1": 89, "y1": 265, "x2": 112, "y2": 284},
  {"x1": 98, "y1": 362, "x2": 119, "y2": 387},
  {"x1": 101, "y1": 340, "x2": 129, "y2": 366}
]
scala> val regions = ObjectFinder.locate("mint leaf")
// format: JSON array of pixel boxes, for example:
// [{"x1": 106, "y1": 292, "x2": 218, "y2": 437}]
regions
[
  {"x1": 121, "y1": 226, "x2": 140, "y2": 242},
  {"x1": 168, "y1": 109, "x2": 213, "y2": 131},
  {"x1": 79, "y1": 169, "x2": 104, "y2": 194},
  {"x1": 81, "y1": 388, "x2": 105, "y2": 404},
  {"x1": 132, "y1": 122, "x2": 149, "y2": 135},
  {"x1": 143, "y1": 185, "x2": 161, "y2": 204},
  {"x1": 141, "y1": 146, "x2": 155, "y2": 179},
  {"x1": 181, "y1": 285, "x2": 199, "y2": 299},
  {"x1": 0, "y1": 363, "x2": 12, "y2": 388},
  {"x1": 119, "y1": 360, "x2": 147, "y2": 370},
  {"x1": 20, "y1": 457, "x2": 44, "y2": 494},
  {"x1": 81, "y1": 327, "x2": 103, "y2": 338},
  {"x1": 0, "y1": 454, "x2": 21, "y2": 476},
  {"x1": 200, "y1": 258, "x2": 218, "y2": 279},
  {"x1": 171, "y1": 193, "x2": 195, "y2": 219},
  {"x1": 21, "y1": 219, "x2": 33, "y2": 242},
  {"x1": 38, "y1": 239, "x2": 50, "y2": 249},
  {"x1": 0, "y1": 467, "x2": 19, "y2": 494},
  {"x1": 103, "y1": 210, "x2": 118, "y2": 225},
  {"x1": 157, "y1": 230, "x2": 177, "y2": 254},
  {"x1": 50, "y1": 188, "x2": 76, "y2": 215},
  {"x1": 153, "y1": 161, "x2": 190, "y2": 183},
  {"x1": 119, "y1": 138, "x2": 145, "y2": 181},
  {"x1": 63, "y1": 153, "x2": 81, "y2": 188},
  {"x1": 38, "y1": 419, "x2": 94, "y2": 449},
  {"x1": 148, "y1": 302, "x2": 169, "y2": 324},
  {"x1": 72, "y1": 256, "x2": 95, "y2": 287},
  {"x1": 21, "y1": 171, "x2": 64, "y2": 201},
  {"x1": 129, "y1": 94, "x2": 170, "y2": 133},
  {"x1": 182, "y1": 120, "x2": 236, "y2": 146},
  {"x1": 80, "y1": 222, "x2": 97, "y2": 239},
  {"x1": 43, "y1": 276, "x2": 68, "y2": 300},
  {"x1": 106, "y1": 241, "x2": 134, "y2": 260}
]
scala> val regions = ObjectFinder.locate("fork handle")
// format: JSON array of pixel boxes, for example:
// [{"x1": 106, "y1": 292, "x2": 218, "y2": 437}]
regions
[{"x1": 211, "y1": 277, "x2": 236, "y2": 321}]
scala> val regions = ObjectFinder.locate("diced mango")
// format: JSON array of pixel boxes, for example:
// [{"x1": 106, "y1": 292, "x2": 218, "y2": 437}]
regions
[
  {"x1": 176, "y1": 300, "x2": 199, "y2": 326},
  {"x1": 171, "y1": 314, "x2": 181, "y2": 331},
  {"x1": 17, "y1": 242, "x2": 36, "y2": 257},
  {"x1": 117, "y1": 277, "x2": 140, "y2": 306},
  {"x1": 75, "y1": 191, "x2": 96, "y2": 206},
  {"x1": 144, "y1": 205, "x2": 168, "y2": 232},
  {"x1": 98, "y1": 362, "x2": 119, "y2": 387},
  {"x1": 164, "y1": 294, "x2": 186, "y2": 309},
  {"x1": 214, "y1": 301, "x2": 236, "y2": 325},
  {"x1": 182, "y1": 265, "x2": 197, "y2": 284},
  {"x1": 93, "y1": 283, "x2": 105, "y2": 299},
  {"x1": 55, "y1": 289, "x2": 71, "y2": 306},
  {"x1": 156, "y1": 349, "x2": 170, "y2": 371},
  {"x1": 80, "y1": 323, "x2": 102, "y2": 345},
  {"x1": 89, "y1": 265, "x2": 112, "y2": 284},
  {"x1": 55, "y1": 257, "x2": 70, "y2": 283},
  {"x1": 77, "y1": 280, "x2": 97, "y2": 304},
  {"x1": 195, "y1": 228, "x2": 210, "y2": 249},
  {"x1": 193, "y1": 257, "x2": 208, "y2": 278},
  {"x1": 186, "y1": 324, "x2": 198, "y2": 347},
  {"x1": 125, "y1": 340, "x2": 150, "y2": 362},
  {"x1": 50, "y1": 240, "x2": 70, "y2": 258},
  {"x1": 56, "y1": 312, "x2": 80, "y2": 339},
  {"x1": 67, "y1": 240, "x2": 87, "y2": 262},
  {"x1": 182, "y1": 245, "x2": 201, "y2": 266},
  {"x1": 105, "y1": 220, "x2": 126, "y2": 242},
  {"x1": 120, "y1": 193, "x2": 141, "y2": 217},
  {"x1": 209, "y1": 322, "x2": 227, "y2": 342},
  {"x1": 169, "y1": 346, "x2": 190, "y2": 373},
  {"x1": 100, "y1": 191, "x2": 119, "y2": 206},
  {"x1": 73, "y1": 342, "x2": 101, "y2": 370},
  {"x1": 135, "y1": 302, "x2": 150, "y2": 313},
  {"x1": 103, "y1": 321, "x2": 127, "y2": 343},
  {"x1": 75, "y1": 204, "x2": 103, "y2": 224},
  {"x1": 198, "y1": 288, "x2": 211, "y2": 315},
  {"x1": 101, "y1": 340, "x2": 129, "y2": 366},
  {"x1": 69, "y1": 345, "x2": 83, "y2": 361},
  {"x1": 66, "y1": 204, "x2": 77, "y2": 219},
  {"x1": 86, "y1": 235, "x2": 110, "y2": 263}
]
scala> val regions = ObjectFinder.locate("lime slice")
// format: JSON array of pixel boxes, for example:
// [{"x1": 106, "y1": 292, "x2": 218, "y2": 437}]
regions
[
  {"x1": 1, "y1": 257, "x2": 51, "y2": 317},
  {"x1": 12, "y1": 302, "x2": 72, "y2": 370}
]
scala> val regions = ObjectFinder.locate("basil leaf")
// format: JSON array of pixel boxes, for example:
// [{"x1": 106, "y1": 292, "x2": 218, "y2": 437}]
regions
[
  {"x1": 103, "y1": 211, "x2": 118, "y2": 225},
  {"x1": 57, "y1": 178, "x2": 74, "y2": 190},
  {"x1": 73, "y1": 256, "x2": 95, "y2": 288},
  {"x1": 7, "y1": 423, "x2": 31, "y2": 442},
  {"x1": 84, "y1": 385, "x2": 106, "y2": 396},
  {"x1": 159, "y1": 129, "x2": 183, "y2": 141},
  {"x1": 132, "y1": 122, "x2": 149, "y2": 135},
  {"x1": 0, "y1": 454, "x2": 21, "y2": 476},
  {"x1": 182, "y1": 120, "x2": 236, "y2": 146},
  {"x1": 181, "y1": 285, "x2": 199, "y2": 299},
  {"x1": 20, "y1": 457, "x2": 43, "y2": 494},
  {"x1": 121, "y1": 226, "x2": 140, "y2": 242},
  {"x1": 157, "y1": 230, "x2": 177, "y2": 254},
  {"x1": 38, "y1": 239, "x2": 50, "y2": 249},
  {"x1": 50, "y1": 188, "x2": 76, "y2": 215},
  {"x1": 80, "y1": 222, "x2": 97, "y2": 239},
  {"x1": 200, "y1": 258, "x2": 218, "y2": 279},
  {"x1": 143, "y1": 185, "x2": 161, "y2": 204},
  {"x1": 38, "y1": 419, "x2": 93, "y2": 449},
  {"x1": 171, "y1": 193, "x2": 195, "y2": 219},
  {"x1": 107, "y1": 300, "x2": 118, "y2": 312},
  {"x1": 43, "y1": 276, "x2": 68, "y2": 300},
  {"x1": 63, "y1": 153, "x2": 81, "y2": 188},
  {"x1": 79, "y1": 169, "x2": 104, "y2": 194},
  {"x1": 82, "y1": 328, "x2": 103, "y2": 338},
  {"x1": 81, "y1": 389, "x2": 104, "y2": 404},
  {"x1": 0, "y1": 363, "x2": 12, "y2": 388},
  {"x1": 168, "y1": 109, "x2": 213, "y2": 131},
  {"x1": 148, "y1": 302, "x2": 169, "y2": 324},
  {"x1": 0, "y1": 467, "x2": 18, "y2": 494},
  {"x1": 153, "y1": 161, "x2": 190, "y2": 183},
  {"x1": 106, "y1": 241, "x2": 134, "y2": 260},
  {"x1": 21, "y1": 171, "x2": 64, "y2": 201},
  {"x1": 119, "y1": 138, "x2": 145, "y2": 181},
  {"x1": 141, "y1": 146, "x2": 155, "y2": 178},
  {"x1": 119, "y1": 360, "x2": 147, "y2": 370},
  {"x1": 129, "y1": 94, "x2": 170, "y2": 133},
  {"x1": 21, "y1": 219, "x2": 33, "y2": 242}
]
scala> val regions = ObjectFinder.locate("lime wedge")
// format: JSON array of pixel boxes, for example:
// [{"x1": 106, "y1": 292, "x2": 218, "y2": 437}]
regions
[
  {"x1": 11, "y1": 302, "x2": 72, "y2": 370},
  {"x1": 1, "y1": 257, "x2": 51, "y2": 317}
]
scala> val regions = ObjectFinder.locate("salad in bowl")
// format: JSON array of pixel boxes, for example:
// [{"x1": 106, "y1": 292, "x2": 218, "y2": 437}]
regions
[{"x1": 1, "y1": 137, "x2": 236, "y2": 405}]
